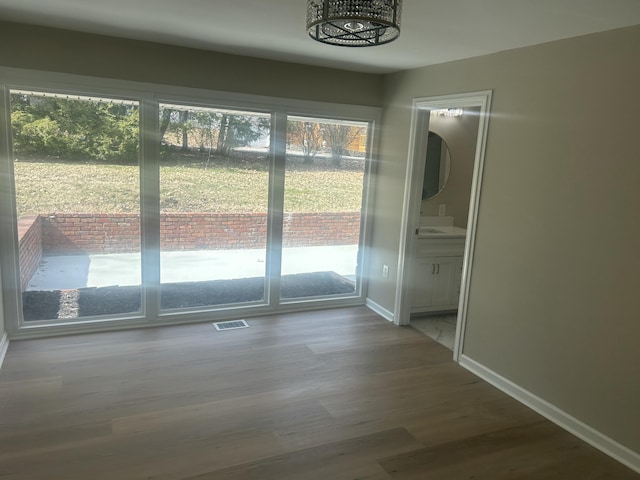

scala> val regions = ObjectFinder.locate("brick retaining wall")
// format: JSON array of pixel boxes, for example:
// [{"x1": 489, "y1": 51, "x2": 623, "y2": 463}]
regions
[
  {"x1": 17, "y1": 215, "x2": 42, "y2": 291},
  {"x1": 41, "y1": 213, "x2": 141, "y2": 255},
  {"x1": 160, "y1": 213, "x2": 268, "y2": 251},
  {"x1": 283, "y1": 213, "x2": 360, "y2": 247},
  {"x1": 40, "y1": 212, "x2": 360, "y2": 254}
]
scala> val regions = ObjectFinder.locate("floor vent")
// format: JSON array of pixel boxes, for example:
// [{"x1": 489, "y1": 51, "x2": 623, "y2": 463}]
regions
[{"x1": 213, "y1": 320, "x2": 249, "y2": 331}]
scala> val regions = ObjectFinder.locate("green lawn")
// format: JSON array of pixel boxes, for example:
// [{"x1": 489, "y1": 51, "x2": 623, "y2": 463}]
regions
[{"x1": 13, "y1": 155, "x2": 365, "y2": 217}]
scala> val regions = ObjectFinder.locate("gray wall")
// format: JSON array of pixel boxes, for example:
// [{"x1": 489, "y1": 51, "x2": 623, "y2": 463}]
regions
[
  {"x1": 0, "y1": 261, "x2": 4, "y2": 338},
  {"x1": 369, "y1": 25, "x2": 640, "y2": 453},
  {"x1": 421, "y1": 107, "x2": 480, "y2": 227},
  {"x1": 0, "y1": 21, "x2": 382, "y2": 106}
]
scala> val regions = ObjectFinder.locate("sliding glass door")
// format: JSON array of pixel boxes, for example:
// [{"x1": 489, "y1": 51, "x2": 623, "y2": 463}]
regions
[
  {"x1": 10, "y1": 90, "x2": 142, "y2": 322},
  {"x1": 281, "y1": 116, "x2": 367, "y2": 301},
  {"x1": 158, "y1": 104, "x2": 271, "y2": 311}
]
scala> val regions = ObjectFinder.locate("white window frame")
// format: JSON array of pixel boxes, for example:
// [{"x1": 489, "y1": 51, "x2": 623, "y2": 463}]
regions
[{"x1": 0, "y1": 67, "x2": 380, "y2": 339}]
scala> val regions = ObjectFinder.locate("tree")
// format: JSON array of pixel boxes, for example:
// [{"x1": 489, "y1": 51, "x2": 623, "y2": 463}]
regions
[
  {"x1": 161, "y1": 108, "x2": 191, "y2": 150},
  {"x1": 159, "y1": 108, "x2": 174, "y2": 141},
  {"x1": 11, "y1": 94, "x2": 270, "y2": 164},
  {"x1": 159, "y1": 108, "x2": 267, "y2": 157},
  {"x1": 180, "y1": 111, "x2": 190, "y2": 151},
  {"x1": 11, "y1": 93, "x2": 139, "y2": 162},
  {"x1": 191, "y1": 111, "x2": 221, "y2": 152},
  {"x1": 287, "y1": 121, "x2": 323, "y2": 163},
  {"x1": 216, "y1": 114, "x2": 269, "y2": 155},
  {"x1": 323, "y1": 124, "x2": 364, "y2": 166}
]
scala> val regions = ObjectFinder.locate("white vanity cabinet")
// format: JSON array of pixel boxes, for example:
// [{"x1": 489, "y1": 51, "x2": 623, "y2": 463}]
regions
[{"x1": 412, "y1": 235, "x2": 465, "y2": 313}]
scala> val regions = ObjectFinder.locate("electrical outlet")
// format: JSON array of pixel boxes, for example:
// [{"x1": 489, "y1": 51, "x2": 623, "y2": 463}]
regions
[{"x1": 382, "y1": 264, "x2": 389, "y2": 278}]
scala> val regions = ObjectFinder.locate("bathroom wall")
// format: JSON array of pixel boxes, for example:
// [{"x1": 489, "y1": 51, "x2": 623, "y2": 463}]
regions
[{"x1": 421, "y1": 107, "x2": 480, "y2": 228}]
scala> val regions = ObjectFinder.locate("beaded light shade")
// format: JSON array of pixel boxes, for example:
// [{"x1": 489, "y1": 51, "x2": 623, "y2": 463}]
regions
[{"x1": 307, "y1": 0, "x2": 402, "y2": 47}]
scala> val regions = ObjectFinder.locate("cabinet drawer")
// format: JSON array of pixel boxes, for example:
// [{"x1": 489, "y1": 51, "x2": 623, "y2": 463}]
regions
[{"x1": 416, "y1": 237, "x2": 465, "y2": 257}]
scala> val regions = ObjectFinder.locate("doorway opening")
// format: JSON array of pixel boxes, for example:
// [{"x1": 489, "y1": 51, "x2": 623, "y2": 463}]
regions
[{"x1": 395, "y1": 91, "x2": 492, "y2": 361}]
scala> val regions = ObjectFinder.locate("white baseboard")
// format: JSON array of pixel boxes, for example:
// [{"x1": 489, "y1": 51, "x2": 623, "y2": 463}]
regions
[
  {"x1": 459, "y1": 354, "x2": 640, "y2": 474},
  {"x1": 0, "y1": 333, "x2": 9, "y2": 371},
  {"x1": 365, "y1": 298, "x2": 394, "y2": 323}
]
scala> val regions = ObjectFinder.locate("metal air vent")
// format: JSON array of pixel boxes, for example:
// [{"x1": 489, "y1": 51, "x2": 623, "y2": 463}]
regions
[{"x1": 213, "y1": 320, "x2": 250, "y2": 331}]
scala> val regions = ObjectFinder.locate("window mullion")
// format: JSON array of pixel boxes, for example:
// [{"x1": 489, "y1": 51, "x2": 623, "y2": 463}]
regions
[
  {"x1": 265, "y1": 111, "x2": 287, "y2": 307},
  {"x1": 139, "y1": 97, "x2": 161, "y2": 320}
]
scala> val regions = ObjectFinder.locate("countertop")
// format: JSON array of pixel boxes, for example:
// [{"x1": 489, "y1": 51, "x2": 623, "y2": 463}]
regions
[{"x1": 418, "y1": 226, "x2": 467, "y2": 239}]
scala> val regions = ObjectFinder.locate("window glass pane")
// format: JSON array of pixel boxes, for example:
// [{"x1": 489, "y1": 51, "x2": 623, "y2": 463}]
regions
[
  {"x1": 158, "y1": 104, "x2": 271, "y2": 310},
  {"x1": 281, "y1": 116, "x2": 367, "y2": 300},
  {"x1": 10, "y1": 90, "x2": 141, "y2": 321}
]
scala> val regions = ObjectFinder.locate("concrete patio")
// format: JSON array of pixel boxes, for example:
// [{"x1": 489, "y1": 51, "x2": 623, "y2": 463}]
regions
[{"x1": 26, "y1": 245, "x2": 359, "y2": 291}]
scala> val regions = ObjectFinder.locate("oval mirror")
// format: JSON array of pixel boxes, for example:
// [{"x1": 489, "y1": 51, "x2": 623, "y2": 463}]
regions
[{"x1": 422, "y1": 131, "x2": 451, "y2": 200}]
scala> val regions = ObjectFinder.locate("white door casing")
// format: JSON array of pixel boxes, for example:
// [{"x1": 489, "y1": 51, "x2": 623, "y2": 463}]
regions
[{"x1": 395, "y1": 91, "x2": 492, "y2": 362}]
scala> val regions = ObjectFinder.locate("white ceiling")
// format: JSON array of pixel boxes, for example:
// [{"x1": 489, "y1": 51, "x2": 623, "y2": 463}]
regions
[{"x1": 0, "y1": 0, "x2": 639, "y2": 74}]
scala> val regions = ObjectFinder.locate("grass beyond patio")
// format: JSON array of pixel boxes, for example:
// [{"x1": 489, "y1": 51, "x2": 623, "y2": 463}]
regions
[{"x1": 13, "y1": 152, "x2": 365, "y2": 217}]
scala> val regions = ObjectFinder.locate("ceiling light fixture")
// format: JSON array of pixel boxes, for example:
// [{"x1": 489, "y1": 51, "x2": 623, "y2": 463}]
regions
[
  {"x1": 307, "y1": 0, "x2": 402, "y2": 47},
  {"x1": 432, "y1": 108, "x2": 464, "y2": 117}
]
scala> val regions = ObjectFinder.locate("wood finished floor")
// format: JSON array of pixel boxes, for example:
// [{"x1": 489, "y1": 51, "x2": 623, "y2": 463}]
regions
[{"x1": 0, "y1": 306, "x2": 637, "y2": 479}]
